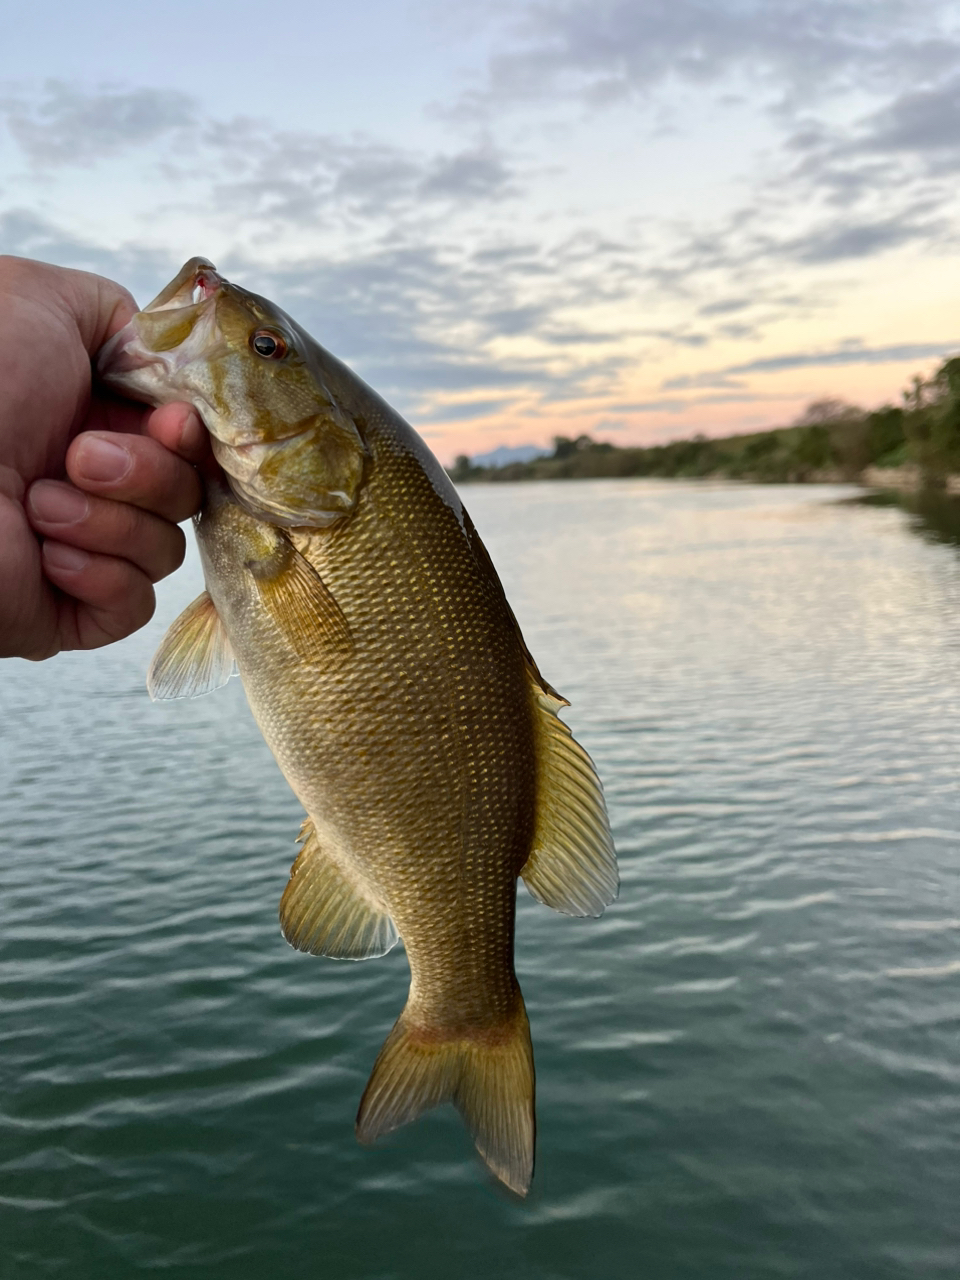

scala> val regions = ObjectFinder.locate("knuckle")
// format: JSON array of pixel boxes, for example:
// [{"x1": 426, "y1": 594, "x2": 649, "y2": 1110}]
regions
[
  {"x1": 127, "y1": 585, "x2": 157, "y2": 632},
  {"x1": 137, "y1": 446, "x2": 200, "y2": 519},
  {"x1": 101, "y1": 571, "x2": 155, "y2": 640},
  {"x1": 151, "y1": 525, "x2": 187, "y2": 582},
  {"x1": 115, "y1": 503, "x2": 182, "y2": 582}
]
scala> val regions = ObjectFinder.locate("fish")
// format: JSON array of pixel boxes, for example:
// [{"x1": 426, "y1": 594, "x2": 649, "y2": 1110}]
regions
[{"x1": 97, "y1": 258, "x2": 618, "y2": 1195}]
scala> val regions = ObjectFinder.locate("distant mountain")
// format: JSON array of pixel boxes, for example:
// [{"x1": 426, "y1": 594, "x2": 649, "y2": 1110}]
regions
[{"x1": 470, "y1": 444, "x2": 550, "y2": 468}]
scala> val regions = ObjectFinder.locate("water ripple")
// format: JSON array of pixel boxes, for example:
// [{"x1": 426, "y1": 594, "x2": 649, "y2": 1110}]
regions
[{"x1": 3, "y1": 480, "x2": 960, "y2": 1277}]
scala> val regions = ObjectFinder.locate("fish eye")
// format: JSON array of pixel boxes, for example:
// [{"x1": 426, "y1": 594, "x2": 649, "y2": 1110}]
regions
[{"x1": 251, "y1": 330, "x2": 288, "y2": 360}]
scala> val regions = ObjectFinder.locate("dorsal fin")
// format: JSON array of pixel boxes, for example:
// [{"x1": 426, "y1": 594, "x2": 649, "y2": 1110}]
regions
[
  {"x1": 520, "y1": 675, "x2": 619, "y2": 918},
  {"x1": 147, "y1": 591, "x2": 235, "y2": 701},
  {"x1": 279, "y1": 818, "x2": 398, "y2": 960}
]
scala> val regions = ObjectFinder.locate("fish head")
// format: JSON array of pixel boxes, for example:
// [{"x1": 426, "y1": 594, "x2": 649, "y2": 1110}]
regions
[{"x1": 98, "y1": 257, "x2": 367, "y2": 528}]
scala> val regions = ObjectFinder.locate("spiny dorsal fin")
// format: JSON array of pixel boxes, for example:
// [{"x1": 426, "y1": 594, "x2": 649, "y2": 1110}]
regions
[
  {"x1": 279, "y1": 818, "x2": 398, "y2": 960},
  {"x1": 147, "y1": 591, "x2": 235, "y2": 701},
  {"x1": 248, "y1": 538, "x2": 352, "y2": 662},
  {"x1": 520, "y1": 678, "x2": 619, "y2": 918}
]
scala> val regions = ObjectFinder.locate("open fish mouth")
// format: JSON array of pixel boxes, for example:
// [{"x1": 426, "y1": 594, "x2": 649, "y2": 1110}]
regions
[
  {"x1": 142, "y1": 257, "x2": 222, "y2": 313},
  {"x1": 97, "y1": 257, "x2": 227, "y2": 392}
]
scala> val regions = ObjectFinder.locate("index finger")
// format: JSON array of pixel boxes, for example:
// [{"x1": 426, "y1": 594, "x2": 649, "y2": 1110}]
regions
[
  {"x1": 144, "y1": 402, "x2": 211, "y2": 466},
  {"x1": 85, "y1": 393, "x2": 210, "y2": 464}
]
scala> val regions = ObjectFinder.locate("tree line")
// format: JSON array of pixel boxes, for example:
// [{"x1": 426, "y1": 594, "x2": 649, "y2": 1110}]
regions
[{"x1": 449, "y1": 355, "x2": 960, "y2": 486}]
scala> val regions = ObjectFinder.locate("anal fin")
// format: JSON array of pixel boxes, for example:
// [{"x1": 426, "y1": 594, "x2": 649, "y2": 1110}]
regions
[
  {"x1": 520, "y1": 678, "x2": 619, "y2": 918},
  {"x1": 147, "y1": 591, "x2": 235, "y2": 701},
  {"x1": 279, "y1": 818, "x2": 398, "y2": 960}
]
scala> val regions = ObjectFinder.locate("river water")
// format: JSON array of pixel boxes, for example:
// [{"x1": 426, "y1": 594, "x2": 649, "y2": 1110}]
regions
[{"x1": 1, "y1": 480, "x2": 959, "y2": 1278}]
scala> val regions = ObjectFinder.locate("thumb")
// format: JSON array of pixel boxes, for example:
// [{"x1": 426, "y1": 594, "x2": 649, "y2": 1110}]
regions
[
  {"x1": 55, "y1": 263, "x2": 139, "y2": 353},
  {"x1": 1, "y1": 256, "x2": 140, "y2": 354}
]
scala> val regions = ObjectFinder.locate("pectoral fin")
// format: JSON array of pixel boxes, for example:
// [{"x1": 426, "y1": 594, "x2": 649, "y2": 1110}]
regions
[
  {"x1": 247, "y1": 537, "x2": 352, "y2": 661},
  {"x1": 520, "y1": 677, "x2": 619, "y2": 917},
  {"x1": 279, "y1": 818, "x2": 398, "y2": 960},
  {"x1": 147, "y1": 591, "x2": 235, "y2": 701}
]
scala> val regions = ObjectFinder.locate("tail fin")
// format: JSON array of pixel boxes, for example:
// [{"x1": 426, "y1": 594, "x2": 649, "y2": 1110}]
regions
[{"x1": 355, "y1": 999, "x2": 536, "y2": 1196}]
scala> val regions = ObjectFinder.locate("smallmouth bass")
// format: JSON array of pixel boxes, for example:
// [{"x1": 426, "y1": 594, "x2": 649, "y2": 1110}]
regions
[{"x1": 98, "y1": 258, "x2": 618, "y2": 1195}]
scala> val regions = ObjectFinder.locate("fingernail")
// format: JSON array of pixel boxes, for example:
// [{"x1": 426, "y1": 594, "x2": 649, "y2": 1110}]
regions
[
  {"x1": 28, "y1": 482, "x2": 89, "y2": 526},
  {"x1": 43, "y1": 542, "x2": 90, "y2": 573},
  {"x1": 75, "y1": 436, "x2": 132, "y2": 483}
]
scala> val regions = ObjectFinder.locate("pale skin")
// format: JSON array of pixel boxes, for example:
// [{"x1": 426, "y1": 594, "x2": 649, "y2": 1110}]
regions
[{"x1": 0, "y1": 255, "x2": 209, "y2": 661}]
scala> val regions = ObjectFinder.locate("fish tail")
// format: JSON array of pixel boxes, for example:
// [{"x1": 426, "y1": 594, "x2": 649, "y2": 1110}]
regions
[{"x1": 355, "y1": 996, "x2": 535, "y2": 1196}]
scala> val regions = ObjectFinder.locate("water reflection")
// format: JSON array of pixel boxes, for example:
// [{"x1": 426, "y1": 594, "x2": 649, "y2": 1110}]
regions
[
  {"x1": 3, "y1": 479, "x2": 960, "y2": 1279},
  {"x1": 854, "y1": 485, "x2": 960, "y2": 548}
]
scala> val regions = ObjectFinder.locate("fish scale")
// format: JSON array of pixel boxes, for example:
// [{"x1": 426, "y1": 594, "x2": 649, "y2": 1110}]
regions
[{"x1": 97, "y1": 257, "x2": 618, "y2": 1195}]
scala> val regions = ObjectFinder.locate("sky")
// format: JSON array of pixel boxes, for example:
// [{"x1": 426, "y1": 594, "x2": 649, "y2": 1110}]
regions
[{"x1": 2, "y1": 0, "x2": 960, "y2": 463}]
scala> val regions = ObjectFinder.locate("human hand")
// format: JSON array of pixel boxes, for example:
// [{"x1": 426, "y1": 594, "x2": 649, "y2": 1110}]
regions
[{"x1": 0, "y1": 255, "x2": 210, "y2": 661}]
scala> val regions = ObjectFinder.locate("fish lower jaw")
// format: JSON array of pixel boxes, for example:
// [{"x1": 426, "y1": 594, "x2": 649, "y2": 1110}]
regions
[{"x1": 98, "y1": 303, "x2": 226, "y2": 401}]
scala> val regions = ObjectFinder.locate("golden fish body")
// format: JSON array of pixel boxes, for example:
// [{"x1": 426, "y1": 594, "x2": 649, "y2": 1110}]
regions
[{"x1": 99, "y1": 259, "x2": 617, "y2": 1194}]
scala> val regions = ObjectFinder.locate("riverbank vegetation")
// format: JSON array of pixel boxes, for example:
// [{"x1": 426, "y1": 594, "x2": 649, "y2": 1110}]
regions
[{"x1": 449, "y1": 356, "x2": 960, "y2": 487}]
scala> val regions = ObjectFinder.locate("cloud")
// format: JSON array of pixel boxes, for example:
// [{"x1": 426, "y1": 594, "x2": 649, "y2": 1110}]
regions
[
  {"x1": 772, "y1": 69, "x2": 960, "y2": 232},
  {"x1": 255, "y1": 257, "x2": 529, "y2": 407},
  {"x1": 1, "y1": 81, "x2": 195, "y2": 166},
  {"x1": 439, "y1": 0, "x2": 960, "y2": 288},
  {"x1": 664, "y1": 341, "x2": 960, "y2": 389},
  {"x1": 609, "y1": 397, "x2": 688, "y2": 413},
  {"x1": 538, "y1": 326, "x2": 622, "y2": 345},
  {"x1": 478, "y1": 304, "x2": 549, "y2": 336},
  {"x1": 420, "y1": 143, "x2": 518, "y2": 200},
  {"x1": 0, "y1": 84, "x2": 521, "y2": 227},
  {"x1": 784, "y1": 213, "x2": 945, "y2": 264},
  {"x1": 208, "y1": 127, "x2": 519, "y2": 225},
  {"x1": 4, "y1": 33, "x2": 959, "y2": 455},
  {"x1": 604, "y1": 390, "x2": 783, "y2": 416},
  {"x1": 457, "y1": 0, "x2": 960, "y2": 114},
  {"x1": 698, "y1": 297, "x2": 753, "y2": 317},
  {"x1": 628, "y1": 169, "x2": 953, "y2": 309},
  {"x1": 0, "y1": 207, "x2": 178, "y2": 301},
  {"x1": 856, "y1": 71, "x2": 960, "y2": 159},
  {"x1": 416, "y1": 397, "x2": 518, "y2": 423}
]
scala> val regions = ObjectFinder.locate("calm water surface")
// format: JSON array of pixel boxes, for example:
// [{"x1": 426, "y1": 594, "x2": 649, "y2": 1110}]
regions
[{"x1": 1, "y1": 480, "x2": 959, "y2": 1278}]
